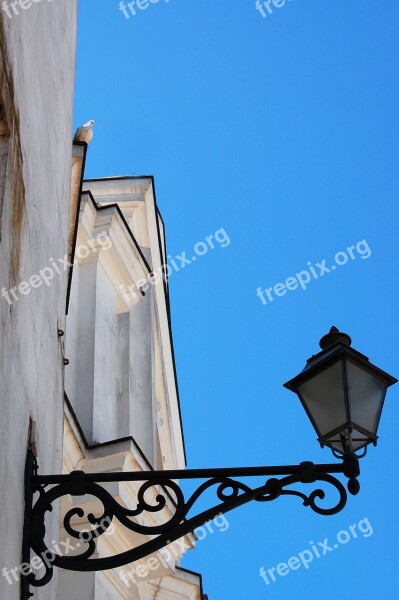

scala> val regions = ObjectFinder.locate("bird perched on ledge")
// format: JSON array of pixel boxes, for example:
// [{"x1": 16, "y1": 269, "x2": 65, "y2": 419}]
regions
[{"x1": 73, "y1": 119, "x2": 95, "y2": 144}]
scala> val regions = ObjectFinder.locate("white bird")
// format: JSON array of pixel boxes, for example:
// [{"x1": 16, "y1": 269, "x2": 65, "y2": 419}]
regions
[{"x1": 73, "y1": 120, "x2": 95, "y2": 144}]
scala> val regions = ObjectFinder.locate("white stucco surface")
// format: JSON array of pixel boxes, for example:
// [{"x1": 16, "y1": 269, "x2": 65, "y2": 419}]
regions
[
  {"x1": 60, "y1": 179, "x2": 204, "y2": 598},
  {"x1": 0, "y1": 3, "x2": 78, "y2": 599}
]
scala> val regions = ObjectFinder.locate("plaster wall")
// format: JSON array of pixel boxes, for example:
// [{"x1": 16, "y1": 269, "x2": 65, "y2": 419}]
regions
[
  {"x1": 93, "y1": 263, "x2": 119, "y2": 443},
  {"x1": 65, "y1": 204, "x2": 157, "y2": 463},
  {"x1": 0, "y1": 3, "x2": 78, "y2": 599}
]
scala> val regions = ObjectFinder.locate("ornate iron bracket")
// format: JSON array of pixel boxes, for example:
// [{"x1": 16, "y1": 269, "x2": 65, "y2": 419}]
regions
[{"x1": 21, "y1": 453, "x2": 360, "y2": 599}]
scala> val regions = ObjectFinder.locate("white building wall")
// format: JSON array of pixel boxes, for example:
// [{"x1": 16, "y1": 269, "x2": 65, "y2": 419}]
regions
[
  {"x1": 117, "y1": 311, "x2": 130, "y2": 438},
  {"x1": 0, "y1": 3, "x2": 78, "y2": 600},
  {"x1": 0, "y1": 7, "x2": 205, "y2": 600},
  {"x1": 78, "y1": 178, "x2": 186, "y2": 470},
  {"x1": 64, "y1": 190, "x2": 172, "y2": 467},
  {"x1": 60, "y1": 180, "x2": 205, "y2": 599},
  {"x1": 76, "y1": 262, "x2": 98, "y2": 438},
  {"x1": 129, "y1": 287, "x2": 155, "y2": 462},
  {"x1": 93, "y1": 262, "x2": 119, "y2": 443}
]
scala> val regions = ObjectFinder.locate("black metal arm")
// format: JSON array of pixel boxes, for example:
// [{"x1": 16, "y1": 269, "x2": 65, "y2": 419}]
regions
[{"x1": 21, "y1": 452, "x2": 360, "y2": 598}]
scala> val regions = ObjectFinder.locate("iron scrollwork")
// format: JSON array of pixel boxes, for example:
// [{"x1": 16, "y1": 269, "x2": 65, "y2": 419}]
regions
[{"x1": 22, "y1": 455, "x2": 359, "y2": 598}]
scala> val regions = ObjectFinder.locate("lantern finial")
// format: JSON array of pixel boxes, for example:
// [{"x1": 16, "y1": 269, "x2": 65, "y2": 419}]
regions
[{"x1": 319, "y1": 327, "x2": 352, "y2": 350}]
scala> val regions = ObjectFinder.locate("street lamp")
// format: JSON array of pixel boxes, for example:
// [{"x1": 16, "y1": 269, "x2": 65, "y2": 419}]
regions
[
  {"x1": 284, "y1": 327, "x2": 397, "y2": 457},
  {"x1": 21, "y1": 328, "x2": 397, "y2": 599}
]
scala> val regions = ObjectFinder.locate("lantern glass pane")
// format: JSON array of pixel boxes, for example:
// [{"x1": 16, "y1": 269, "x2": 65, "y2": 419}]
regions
[
  {"x1": 346, "y1": 360, "x2": 387, "y2": 435},
  {"x1": 297, "y1": 360, "x2": 347, "y2": 436},
  {"x1": 327, "y1": 429, "x2": 370, "y2": 454}
]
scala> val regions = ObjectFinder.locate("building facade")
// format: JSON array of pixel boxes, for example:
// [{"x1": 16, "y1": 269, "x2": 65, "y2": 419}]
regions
[
  {"x1": 0, "y1": 5, "x2": 206, "y2": 600},
  {"x1": 0, "y1": 3, "x2": 79, "y2": 600},
  {"x1": 60, "y1": 175, "x2": 205, "y2": 599}
]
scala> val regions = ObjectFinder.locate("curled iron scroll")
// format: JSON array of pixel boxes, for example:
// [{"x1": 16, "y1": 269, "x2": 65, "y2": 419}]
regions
[{"x1": 25, "y1": 468, "x2": 348, "y2": 587}]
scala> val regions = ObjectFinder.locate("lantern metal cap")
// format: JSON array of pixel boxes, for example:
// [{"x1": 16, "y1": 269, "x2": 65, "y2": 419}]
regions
[
  {"x1": 284, "y1": 328, "x2": 398, "y2": 391},
  {"x1": 319, "y1": 326, "x2": 352, "y2": 350}
]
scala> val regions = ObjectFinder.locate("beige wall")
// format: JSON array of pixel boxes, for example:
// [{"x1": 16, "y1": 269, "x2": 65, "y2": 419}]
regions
[{"x1": 0, "y1": 2, "x2": 78, "y2": 599}]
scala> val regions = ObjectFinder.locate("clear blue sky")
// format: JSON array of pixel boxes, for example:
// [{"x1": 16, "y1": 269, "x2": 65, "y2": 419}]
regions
[{"x1": 75, "y1": 1, "x2": 399, "y2": 598}]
